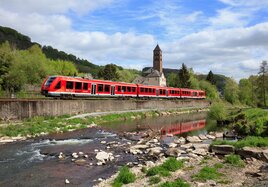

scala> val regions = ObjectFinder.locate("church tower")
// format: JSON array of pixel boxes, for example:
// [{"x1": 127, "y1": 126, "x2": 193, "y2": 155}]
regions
[{"x1": 153, "y1": 44, "x2": 163, "y2": 73}]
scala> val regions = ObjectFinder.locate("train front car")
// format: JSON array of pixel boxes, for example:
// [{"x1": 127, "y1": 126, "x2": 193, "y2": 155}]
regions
[{"x1": 40, "y1": 76, "x2": 61, "y2": 97}]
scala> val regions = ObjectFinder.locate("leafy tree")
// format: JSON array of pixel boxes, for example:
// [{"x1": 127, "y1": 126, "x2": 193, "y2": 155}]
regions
[
  {"x1": 0, "y1": 41, "x2": 14, "y2": 87},
  {"x1": 206, "y1": 70, "x2": 216, "y2": 85},
  {"x1": 48, "y1": 60, "x2": 78, "y2": 76},
  {"x1": 224, "y1": 78, "x2": 239, "y2": 104},
  {"x1": 189, "y1": 69, "x2": 200, "y2": 89},
  {"x1": 98, "y1": 64, "x2": 119, "y2": 81},
  {"x1": 258, "y1": 61, "x2": 268, "y2": 107},
  {"x1": 117, "y1": 69, "x2": 141, "y2": 83},
  {"x1": 167, "y1": 73, "x2": 179, "y2": 87},
  {"x1": 199, "y1": 80, "x2": 219, "y2": 100},
  {"x1": 239, "y1": 79, "x2": 253, "y2": 106},
  {"x1": 178, "y1": 63, "x2": 191, "y2": 88}
]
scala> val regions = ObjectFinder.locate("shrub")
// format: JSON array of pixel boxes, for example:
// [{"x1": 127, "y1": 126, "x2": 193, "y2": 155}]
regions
[
  {"x1": 149, "y1": 176, "x2": 161, "y2": 185},
  {"x1": 192, "y1": 166, "x2": 223, "y2": 181},
  {"x1": 159, "y1": 179, "x2": 190, "y2": 187},
  {"x1": 146, "y1": 166, "x2": 170, "y2": 177},
  {"x1": 224, "y1": 154, "x2": 245, "y2": 167},
  {"x1": 112, "y1": 166, "x2": 135, "y2": 187},
  {"x1": 208, "y1": 102, "x2": 227, "y2": 121},
  {"x1": 161, "y1": 157, "x2": 184, "y2": 172}
]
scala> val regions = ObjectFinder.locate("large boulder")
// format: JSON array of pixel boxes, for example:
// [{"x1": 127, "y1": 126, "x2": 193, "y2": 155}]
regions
[
  {"x1": 147, "y1": 147, "x2": 163, "y2": 156},
  {"x1": 211, "y1": 145, "x2": 235, "y2": 155},
  {"x1": 95, "y1": 151, "x2": 113, "y2": 162},
  {"x1": 186, "y1": 136, "x2": 202, "y2": 143},
  {"x1": 236, "y1": 147, "x2": 268, "y2": 162},
  {"x1": 165, "y1": 148, "x2": 182, "y2": 157}
]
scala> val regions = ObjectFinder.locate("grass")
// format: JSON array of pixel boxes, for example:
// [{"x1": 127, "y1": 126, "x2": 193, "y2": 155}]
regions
[
  {"x1": 192, "y1": 166, "x2": 224, "y2": 182},
  {"x1": 224, "y1": 154, "x2": 245, "y2": 167},
  {"x1": 112, "y1": 166, "x2": 135, "y2": 187},
  {"x1": 211, "y1": 136, "x2": 268, "y2": 149},
  {"x1": 146, "y1": 158, "x2": 184, "y2": 177},
  {"x1": 149, "y1": 176, "x2": 161, "y2": 185},
  {"x1": 159, "y1": 179, "x2": 190, "y2": 187}
]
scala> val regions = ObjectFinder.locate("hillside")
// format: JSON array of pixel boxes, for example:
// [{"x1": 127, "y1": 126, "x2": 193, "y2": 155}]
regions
[{"x1": 0, "y1": 26, "x2": 100, "y2": 77}]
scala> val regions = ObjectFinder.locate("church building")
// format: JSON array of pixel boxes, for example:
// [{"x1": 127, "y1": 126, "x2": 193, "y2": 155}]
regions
[{"x1": 133, "y1": 44, "x2": 166, "y2": 86}]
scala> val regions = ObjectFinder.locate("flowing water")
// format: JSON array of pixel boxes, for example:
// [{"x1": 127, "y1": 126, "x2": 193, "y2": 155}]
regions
[{"x1": 0, "y1": 111, "x2": 216, "y2": 187}]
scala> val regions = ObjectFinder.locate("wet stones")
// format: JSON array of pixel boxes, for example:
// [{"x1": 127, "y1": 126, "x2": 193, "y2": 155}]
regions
[
  {"x1": 186, "y1": 136, "x2": 202, "y2": 143},
  {"x1": 236, "y1": 147, "x2": 268, "y2": 162},
  {"x1": 95, "y1": 151, "x2": 114, "y2": 164},
  {"x1": 211, "y1": 145, "x2": 235, "y2": 155}
]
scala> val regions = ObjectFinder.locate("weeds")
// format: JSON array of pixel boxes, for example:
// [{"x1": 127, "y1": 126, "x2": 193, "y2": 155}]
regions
[
  {"x1": 224, "y1": 154, "x2": 245, "y2": 167},
  {"x1": 112, "y1": 166, "x2": 135, "y2": 187},
  {"x1": 192, "y1": 166, "x2": 224, "y2": 181},
  {"x1": 159, "y1": 179, "x2": 190, "y2": 187},
  {"x1": 149, "y1": 176, "x2": 161, "y2": 185}
]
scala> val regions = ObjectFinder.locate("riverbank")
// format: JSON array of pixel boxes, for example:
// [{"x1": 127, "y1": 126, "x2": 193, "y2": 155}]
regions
[{"x1": 0, "y1": 107, "x2": 209, "y2": 144}]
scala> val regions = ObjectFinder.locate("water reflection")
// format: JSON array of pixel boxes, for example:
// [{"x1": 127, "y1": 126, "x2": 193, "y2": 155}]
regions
[{"x1": 101, "y1": 112, "x2": 210, "y2": 137}]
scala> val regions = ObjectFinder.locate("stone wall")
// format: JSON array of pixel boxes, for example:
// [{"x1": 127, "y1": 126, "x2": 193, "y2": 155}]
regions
[{"x1": 0, "y1": 99, "x2": 209, "y2": 120}]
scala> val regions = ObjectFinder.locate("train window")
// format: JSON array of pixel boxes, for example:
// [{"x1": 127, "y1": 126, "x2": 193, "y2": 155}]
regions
[
  {"x1": 118, "y1": 86, "x2": 121, "y2": 92},
  {"x1": 141, "y1": 88, "x2": 144, "y2": 92},
  {"x1": 66, "y1": 81, "x2": 74, "y2": 89},
  {"x1": 122, "y1": 86, "x2": 126, "y2": 92},
  {"x1": 104, "y1": 85, "x2": 110, "y2": 92},
  {"x1": 83, "y1": 83, "x2": 88, "y2": 90},
  {"x1": 193, "y1": 92, "x2": 197, "y2": 96},
  {"x1": 98, "y1": 84, "x2": 103, "y2": 92},
  {"x1": 149, "y1": 88, "x2": 152, "y2": 93},
  {"x1": 127, "y1": 87, "x2": 131, "y2": 92},
  {"x1": 132, "y1": 87, "x2": 136, "y2": 92},
  {"x1": 55, "y1": 81, "x2": 61, "y2": 89},
  {"x1": 75, "y1": 82, "x2": 82, "y2": 90},
  {"x1": 45, "y1": 76, "x2": 56, "y2": 86},
  {"x1": 160, "y1": 89, "x2": 162, "y2": 95},
  {"x1": 153, "y1": 89, "x2": 155, "y2": 93},
  {"x1": 145, "y1": 88, "x2": 148, "y2": 93}
]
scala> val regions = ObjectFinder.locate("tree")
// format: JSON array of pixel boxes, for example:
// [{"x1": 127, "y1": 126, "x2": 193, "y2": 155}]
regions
[
  {"x1": 199, "y1": 80, "x2": 219, "y2": 100},
  {"x1": 224, "y1": 78, "x2": 239, "y2": 104},
  {"x1": 98, "y1": 64, "x2": 119, "y2": 81},
  {"x1": 206, "y1": 70, "x2": 216, "y2": 85},
  {"x1": 0, "y1": 42, "x2": 14, "y2": 87},
  {"x1": 178, "y1": 63, "x2": 191, "y2": 88},
  {"x1": 239, "y1": 79, "x2": 253, "y2": 106},
  {"x1": 167, "y1": 73, "x2": 179, "y2": 87},
  {"x1": 258, "y1": 60, "x2": 268, "y2": 107}
]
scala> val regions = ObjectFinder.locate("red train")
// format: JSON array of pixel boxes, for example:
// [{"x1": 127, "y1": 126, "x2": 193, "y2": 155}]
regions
[{"x1": 41, "y1": 76, "x2": 206, "y2": 99}]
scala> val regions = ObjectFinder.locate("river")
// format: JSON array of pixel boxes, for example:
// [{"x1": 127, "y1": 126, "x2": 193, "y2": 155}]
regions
[{"x1": 0, "y1": 111, "x2": 216, "y2": 187}]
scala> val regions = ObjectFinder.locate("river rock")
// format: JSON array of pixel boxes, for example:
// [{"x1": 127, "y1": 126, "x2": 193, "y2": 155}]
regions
[
  {"x1": 145, "y1": 161, "x2": 155, "y2": 167},
  {"x1": 215, "y1": 132, "x2": 223, "y2": 138},
  {"x1": 75, "y1": 159, "x2": 86, "y2": 165},
  {"x1": 131, "y1": 144, "x2": 149, "y2": 149},
  {"x1": 72, "y1": 152, "x2": 79, "y2": 158},
  {"x1": 100, "y1": 141, "x2": 106, "y2": 144},
  {"x1": 193, "y1": 143, "x2": 210, "y2": 150},
  {"x1": 192, "y1": 149, "x2": 208, "y2": 156},
  {"x1": 211, "y1": 145, "x2": 235, "y2": 155},
  {"x1": 206, "y1": 135, "x2": 216, "y2": 139},
  {"x1": 198, "y1": 134, "x2": 208, "y2": 140},
  {"x1": 236, "y1": 147, "x2": 268, "y2": 162},
  {"x1": 186, "y1": 136, "x2": 202, "y2": 143},
  {"x1": 95, "y1": 151, "x2": 113, "y2": 162},
  {"x1": 168, "y1": 142, "x2": 177, "y2": 148},
  {"x1": 65, "y1": 179, "x2": 70, "y2": 184},
  {"x1": 147, "y1": 147, "x2": 163, "y2": 156},
  {"x1": 181, "y1": 143, "x2": 193, "y2": 149},
  {"x1": 58, "y1": 152, "x2": 64, "y2": 159},
  {"x1": 165, "y1": 148, "x2": 182, "y2": 157}
]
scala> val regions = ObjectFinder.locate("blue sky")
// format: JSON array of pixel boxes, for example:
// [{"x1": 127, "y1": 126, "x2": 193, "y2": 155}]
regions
[{"x1": 1, "y1": 0, "x2": 268, "y2": 80}]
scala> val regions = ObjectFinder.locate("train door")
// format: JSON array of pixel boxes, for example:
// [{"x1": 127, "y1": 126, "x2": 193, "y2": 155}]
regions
[
  {"x1": 166, "y1": 90, "x2": 168, "y2": 97},
  {"x1": 111, "y1": 86, "x2": 115, "y2": 95},
  {"x1": 91, "y1": 84, "x2": 96, "y2": 95}
]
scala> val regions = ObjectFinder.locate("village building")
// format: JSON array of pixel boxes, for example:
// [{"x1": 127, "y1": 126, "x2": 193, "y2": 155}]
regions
[{"x1": 133, "y1": 44, "x2": 166, "y2": 86}]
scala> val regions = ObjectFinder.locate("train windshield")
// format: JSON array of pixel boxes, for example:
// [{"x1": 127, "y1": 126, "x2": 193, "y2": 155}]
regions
[{"x1": 44, "y1": 76, "x2": 56, "y2": 87}]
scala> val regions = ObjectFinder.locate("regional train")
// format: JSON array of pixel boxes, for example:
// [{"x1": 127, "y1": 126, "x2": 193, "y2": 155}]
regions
[{"x1": 41, "y1": 76, "x2": 206, "y2": 99}]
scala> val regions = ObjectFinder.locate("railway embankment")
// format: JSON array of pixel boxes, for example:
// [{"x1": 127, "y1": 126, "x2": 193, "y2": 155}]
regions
[{"x1": 0, "y1": 99, "x2": 209, "y2": 120}]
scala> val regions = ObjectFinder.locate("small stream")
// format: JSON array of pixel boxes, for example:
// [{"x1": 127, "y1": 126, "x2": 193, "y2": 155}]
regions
[{"x1": 0, "y1": 111, "x2": 217, "y2": 187}]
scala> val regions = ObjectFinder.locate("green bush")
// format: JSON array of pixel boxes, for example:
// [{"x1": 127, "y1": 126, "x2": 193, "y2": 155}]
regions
[
  {"x1": 146, "y1": 166, "x2": 170, "y2": 177},
  {"x1": 161, "y1": 157, "x2": 184, "y2": 172},
  {"x1": 224, "y1": 154, "x2": 245, "y2": 167},
  {"x1": 159, "y1": 179, "x2": 190, "y2": 187},
  {"x1": 208, "y1": 102, "x2": 227, "y2": 121},
  {"x1": 192, "y1": 166, "x2": 223, "y2": 181},
  {"x1": 149, "y1": 176, "x2": 161, "y2": 185},
  {"x1": 113, "y1": 166, "x2": 135, "y2": 187}
]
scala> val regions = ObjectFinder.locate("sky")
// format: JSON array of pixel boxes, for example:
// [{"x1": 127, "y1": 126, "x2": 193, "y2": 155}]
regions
[{"x1": 1, "y1": 0, "x2": 268, "y2": 80}]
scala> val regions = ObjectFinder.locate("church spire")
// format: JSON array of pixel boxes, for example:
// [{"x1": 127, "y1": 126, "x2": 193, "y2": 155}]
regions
[{"x1": 153, "y1": 44, "x2": 162, "y2": 73}]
